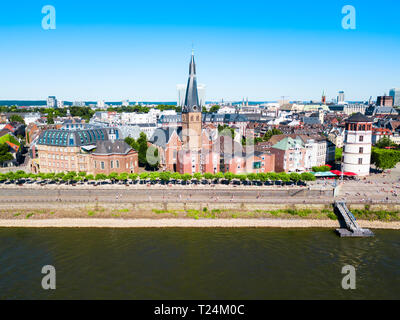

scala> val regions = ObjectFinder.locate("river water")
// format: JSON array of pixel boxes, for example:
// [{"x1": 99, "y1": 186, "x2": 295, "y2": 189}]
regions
[{"x1": 0, "y1": 228, "x2": 399, "y2": 299}]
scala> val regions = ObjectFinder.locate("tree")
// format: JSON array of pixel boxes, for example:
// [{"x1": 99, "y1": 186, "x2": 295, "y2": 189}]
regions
[
  {"x1": 55, "y1": 172, "x2": 65, "y2": 179},
  {"x1": 159, "y1": 171, "x2": 171, "y2": 181},
  {"x1": 218, "y1": 125, "x2": 235, "y2": 138},
  {"x1": 193, "y1": 172, "x2": 202, "y2": 180},
  {"x1": 371, "y1": 147, "x2": 400, "y2": 171},
  {"x1": 108, "y1": 172, "x2": 118, "y2": 181},
  {"x1": 203, "y1": 172, "x2": 213, "y2": 180},
  {"x1": 209, "y1": 105, "x2": 220, "y2": 113},
  {"x1": 235, "y1": 174, "x2": 247, "y2": 181},
  {"x1": 149, "y1": 172, "x2": 159, "y2": 181},
  {"x1": 300, "y1": 172, "x2": 316, "y2": 181},
  {"x1": 171, "y1": 172, "x2": 181, "y2": 180},
  {"x1": 128, "y1": 173, "x2": 138, "y2": 180},
  {"x1": 214, "y1": 172, "x2": 224, "y2": 180},
  {"x1": 10, "y1": 114, "x2": 25, "y2": 124},
  {"x1": 125, "y1": 132, "x2": 159, "y2": 170},
  {"x1": 335, "y1": 148, "x2": 343, "y2": 161},
  {"x1": 263, "y1": 128, "x2": 283, "y2": 142},
  {"x1": 0, "y1": 143, "x2": 13, "y2": 165},
  {"x1": 139, "y1": 172, "x2": 149, "y2": 180},
  {"x1": 375, "y1": 136, "x2": 396, "y2": 149},
  {"x1": 118, "y1": 172, "x2": 129, "y2": 181},
  {"x1": 277, "y1": 172, "x2": 290, "y2": 182},
  {"x1": 181, "y1": 173, "x2": 192, "y2": 181},
  {"x1": 289, "y1": 172, "x2": 301, "y2": 182},
  {"x1": 95, "y1": 173, "x2": 107, "y2": 180},
  {"x1": 146, "y1": 145, "x2": 159, "y2": 170},
  {"x1": 312, "y1": 165, "x2": 331, "y2": 172},
  {"x1": 47, "y1": 114, "x2": 54, "y2": 124},
  {"x1": 224, "y1": 172, "x2": 234, "y2": 181}
]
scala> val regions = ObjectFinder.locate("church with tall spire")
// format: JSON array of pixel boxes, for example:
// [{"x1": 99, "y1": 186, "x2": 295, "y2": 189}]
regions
[
  {"x1": 182, "y1": 50, "x2": 202, "y2": 154},
  {"x1": 149, "y1": 51, "x2": 220, "y2": 174}
]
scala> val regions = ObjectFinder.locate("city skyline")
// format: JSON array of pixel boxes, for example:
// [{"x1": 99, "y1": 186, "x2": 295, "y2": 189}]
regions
[{"x1": 0, "y1": 1, "x2": 399, "y2": 101}]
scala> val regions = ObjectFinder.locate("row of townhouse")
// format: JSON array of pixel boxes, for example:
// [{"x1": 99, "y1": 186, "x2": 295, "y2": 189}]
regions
[{"x1": 255, "y1": 134, "x2": 335, "y2": 173}]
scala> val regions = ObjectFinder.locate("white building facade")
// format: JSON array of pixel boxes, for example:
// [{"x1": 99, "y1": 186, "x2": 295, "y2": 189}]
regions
[{"x1": 342, "y1": 113, "x2": 372, "y2": 176}]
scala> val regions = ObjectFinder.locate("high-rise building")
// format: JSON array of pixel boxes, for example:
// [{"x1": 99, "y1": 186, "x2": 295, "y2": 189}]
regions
[
  {"x1": 47, "y1": 96, "x2": 57, "y2": 108},
  {"x1": 97, "y1": 100, "x2": 106, "y2": 109},
  {"x1": 73, "y1": 101, "x2": 86, "y2": 107},
  {"x1": 337, "y1": 91, "x2": 345, "y2": 104},
  {"x1": 389, "y1": 88, "x2": 400, "y2": 106},
  {"x1": 376, "y1": 96, "x2": 394, "y2": 107},
  {"x1": 342, "y1": 113, "x2": 372, "y2": 176},
  {"x1": 176, "y1": 84, "x2": 186, "y2": 107}
]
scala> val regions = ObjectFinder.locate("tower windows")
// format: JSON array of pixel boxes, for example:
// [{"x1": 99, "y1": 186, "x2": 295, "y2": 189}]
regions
[
  {"x1": 359, "y1": 135, "x2": 364, "y2": 142},
  {"x1": 359, "y1": 147, "x2": 363, "y2": 154},
  {"x1": 358, "y1": 158, "x2": 363, "y2": 164}
]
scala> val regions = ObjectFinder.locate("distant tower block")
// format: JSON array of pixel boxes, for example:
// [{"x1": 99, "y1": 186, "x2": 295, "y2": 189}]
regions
[{"x1": 342, "y1": 113, "x2": 373, "y2": 176}]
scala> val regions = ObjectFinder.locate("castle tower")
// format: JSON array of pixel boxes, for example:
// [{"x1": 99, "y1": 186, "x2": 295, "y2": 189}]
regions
[
  {"x1": 182, "y1": 50, "x2": 202, "y2": 153},
  {"x1": 342, "y1": 113, "x2": 372, "y2": 176}
]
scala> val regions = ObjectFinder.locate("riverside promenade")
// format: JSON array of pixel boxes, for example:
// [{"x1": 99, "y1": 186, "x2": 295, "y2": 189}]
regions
[
  {"x1": 0, "y1": 184, "x2": 399, "y2": 229},
  {"x1": 0, "y1": 184, "x2": 335, "y2": 204}
]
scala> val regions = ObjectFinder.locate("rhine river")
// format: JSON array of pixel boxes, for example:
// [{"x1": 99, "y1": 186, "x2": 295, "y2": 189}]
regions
[{"x1": 0, "y1": 227, "x2": 399, "y2": 299}]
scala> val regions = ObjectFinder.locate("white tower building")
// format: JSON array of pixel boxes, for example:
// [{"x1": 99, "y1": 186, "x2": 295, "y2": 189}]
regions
[{"x1": 342, "y1": 113, "x2": 372, "y2": 176}]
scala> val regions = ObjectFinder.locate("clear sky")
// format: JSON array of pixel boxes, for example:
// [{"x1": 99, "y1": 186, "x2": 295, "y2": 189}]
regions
[{"x1": 0, "y1": 0, "x2": 399, "y2": 102}]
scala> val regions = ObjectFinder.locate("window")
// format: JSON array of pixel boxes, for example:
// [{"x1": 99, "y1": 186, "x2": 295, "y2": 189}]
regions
[
  {"x1": 359, "y1": 147, "x2": 363, "y2": 154},
  {"x1": 359, "y1": 136, "x2": 364, "y2": 142},
  {"x1": 116, "y1": 160, "x2": 119, "y2": 168},
  {"x1": 253, "y1": 161, "x2": 261, "y2": 169},
  {"x1": 358, "y1": 158, "x2": 363, "y2": 164},
  {"x1": 110, "y1": 160, "x2": 113, "y2": 169},
  {"x1": 101, "y1": 161, "x2": 105, "y2": 170}
]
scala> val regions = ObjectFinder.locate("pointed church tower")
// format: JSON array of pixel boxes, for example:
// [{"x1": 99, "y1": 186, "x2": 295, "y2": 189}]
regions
[{"x1": 182, "y1": 50, "x2": 202, "y2": 153}]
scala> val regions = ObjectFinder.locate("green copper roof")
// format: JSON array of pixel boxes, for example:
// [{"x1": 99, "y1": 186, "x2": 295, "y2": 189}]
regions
[
  {"x1": 272, "y1": 137, "x2": 304, "y2": 151},
  {"x1": 38, "y1": 129, "x2": 109, "y2": 147}
]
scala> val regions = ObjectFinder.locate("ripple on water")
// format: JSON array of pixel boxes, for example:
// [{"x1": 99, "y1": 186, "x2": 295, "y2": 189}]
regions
[{"x1": 0, "y1": 227, "x2": 399, "y2": 299}]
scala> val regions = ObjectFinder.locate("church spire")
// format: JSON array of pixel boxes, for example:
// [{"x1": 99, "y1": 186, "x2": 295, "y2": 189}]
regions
[{"x1": 183, "y1": 51, "x2": 200, "y2": 113}]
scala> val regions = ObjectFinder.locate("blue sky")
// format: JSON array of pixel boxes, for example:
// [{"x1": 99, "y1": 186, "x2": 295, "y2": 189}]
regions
[{"x1": 0, "y1": 0, "x2": 399, "y2": 102}]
